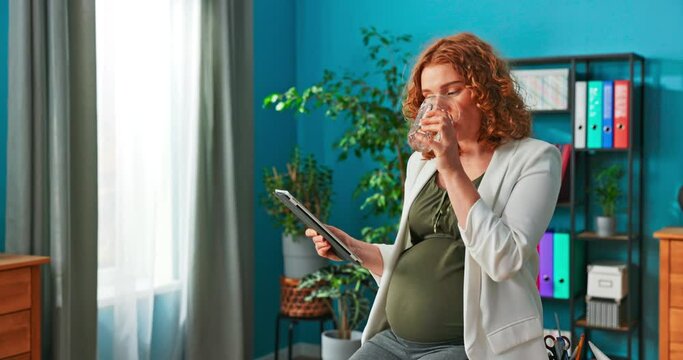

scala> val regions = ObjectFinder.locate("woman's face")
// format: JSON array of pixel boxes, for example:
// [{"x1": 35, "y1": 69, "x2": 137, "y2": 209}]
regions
[{"x1": 420, "y1": 63, "x2": 482, "y2": 142}]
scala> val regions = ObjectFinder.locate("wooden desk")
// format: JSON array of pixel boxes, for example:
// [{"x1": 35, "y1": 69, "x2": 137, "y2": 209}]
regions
[
  {"x1": 0, "y1": 254, "x2": 50, "y2": 360},
  {"x1": 655, "y1": 227, "x2": 683, "y2": 360}
]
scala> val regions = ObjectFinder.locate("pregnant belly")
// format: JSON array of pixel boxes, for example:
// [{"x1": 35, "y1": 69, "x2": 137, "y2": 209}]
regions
[{"x1": 385, "y1": 235, "x2": 465, "y2": 342}]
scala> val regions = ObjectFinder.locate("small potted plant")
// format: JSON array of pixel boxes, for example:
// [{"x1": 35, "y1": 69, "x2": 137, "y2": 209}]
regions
[
  {"x1": 593, "y1": 164, "x2": 624, "y2": 236},
  {"x1": 262, "y1": 147, "x2": 333, "y2": 278},
  {"x1": 298, "y1": 264, "x2": 377, "y2": 360}
]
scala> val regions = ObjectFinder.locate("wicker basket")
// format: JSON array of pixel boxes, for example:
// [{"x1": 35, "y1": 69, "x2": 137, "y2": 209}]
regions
[{"x1": 280, "y1": 276, "x2": 330, "y2": 318}]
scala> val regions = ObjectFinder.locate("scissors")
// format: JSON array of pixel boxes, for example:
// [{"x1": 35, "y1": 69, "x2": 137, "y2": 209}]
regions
[
  {"x1": 545, "y1": 334, "x2": 571, "y2": 360},
  {"x1": 546, "y1": 313, "x2": 571, "y2": 360}
]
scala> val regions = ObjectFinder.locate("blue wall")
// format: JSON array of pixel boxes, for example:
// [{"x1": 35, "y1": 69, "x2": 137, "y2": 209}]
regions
[
  {"x1": 0, "y1": 0, "x2": 7, "y2": 252},
  {"x1": 254, "y1": 0, "x2": 683, "y2": 358}
]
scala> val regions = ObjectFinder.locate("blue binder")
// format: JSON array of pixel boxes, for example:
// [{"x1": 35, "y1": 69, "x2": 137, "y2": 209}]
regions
[{"x1": 602, "y1": 81, "x2": 614, "y2": 148}]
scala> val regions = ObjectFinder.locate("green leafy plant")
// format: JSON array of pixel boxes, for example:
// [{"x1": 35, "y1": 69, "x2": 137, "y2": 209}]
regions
[
  {"x1": 261, "y1": 147, "x2": 333, "y2": 236},
  {"x1": 298, "y1": 264, "x2": 377, "y2": 339},
  {"x1": 263, "y1": 27, "x2": 414, "y2": 244},
  {"x1": 593, "y1": 164, "x2": 624, "y2": 217}
]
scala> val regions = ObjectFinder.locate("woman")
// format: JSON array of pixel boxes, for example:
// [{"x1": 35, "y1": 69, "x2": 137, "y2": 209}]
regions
[{"x1": 306, "y1": 32, "x2": 560, "y2": 359}]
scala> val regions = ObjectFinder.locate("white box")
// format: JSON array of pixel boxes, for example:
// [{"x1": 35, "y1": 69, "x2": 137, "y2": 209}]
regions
[
  {"x1": 587, "y1": 262, "x2": 628, "y2": 300},
  {"x1": 511, "y1": 68, "x2": 569, "y2": 111}
]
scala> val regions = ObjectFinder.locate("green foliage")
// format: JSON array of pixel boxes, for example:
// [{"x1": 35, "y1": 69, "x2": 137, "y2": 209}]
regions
[
  {"x1": 593, "y1": 164, "x2": 624, "y2": 217},
  {"x1": 263, "y1": 27, "x2": 415, "y2": 244},
  {"x1": 261, "y1": 147, "x2": 333, "y2": 236},
  {"x1": 298, "y1": 264, "x2": 377, "y2": 339}
]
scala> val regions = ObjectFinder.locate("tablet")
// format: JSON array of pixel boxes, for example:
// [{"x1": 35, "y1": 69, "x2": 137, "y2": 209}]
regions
[{"x1": 274, "y1": 189, "x2": 363, "y2": 265}]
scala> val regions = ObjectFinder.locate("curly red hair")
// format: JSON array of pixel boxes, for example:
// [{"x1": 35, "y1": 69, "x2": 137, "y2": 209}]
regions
[{"x1": 403, "y1": 33, "x2": 530, "y2": 155}]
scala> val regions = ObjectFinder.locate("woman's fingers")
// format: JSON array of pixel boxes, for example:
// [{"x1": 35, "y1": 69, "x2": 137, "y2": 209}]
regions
[
  {"x1": 306, "y1": 227, "x2": 340, "y2": 260},
  {"x1": 420, "y1": 114, "x2": 452, "y2": 129},
  {"x1": 305, "y1": 228, "x2": 317, "y2": 237}
]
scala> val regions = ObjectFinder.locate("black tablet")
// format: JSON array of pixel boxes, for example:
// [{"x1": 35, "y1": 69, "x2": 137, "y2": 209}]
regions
[{"x1": 274, "y1": 189, "x2": 363, "y2": 265}]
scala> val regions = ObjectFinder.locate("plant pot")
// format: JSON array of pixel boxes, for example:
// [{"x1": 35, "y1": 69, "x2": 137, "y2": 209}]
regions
[
  {"x1": 596, "y1": 216, "x2": 616, "y2": 237},
  {"x1": 321, "y1": 330, "x2": 362, "y2": 360},
  {"x1": 282, "y1": 233, "x2": 327, "y2": 278}
]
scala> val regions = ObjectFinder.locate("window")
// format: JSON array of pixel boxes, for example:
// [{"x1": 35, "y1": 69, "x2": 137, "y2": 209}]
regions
[{"x1": 96, "y1": 0, "x2": 199, "y2": 303}]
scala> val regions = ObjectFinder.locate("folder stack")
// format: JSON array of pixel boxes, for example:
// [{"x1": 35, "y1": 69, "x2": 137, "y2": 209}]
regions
[
  {"x1": 574, "y1": 80, "x2": 630, "y2": 150},
  {"x1": 537, "y1": 230, "x2": 584, "y2": 299}
]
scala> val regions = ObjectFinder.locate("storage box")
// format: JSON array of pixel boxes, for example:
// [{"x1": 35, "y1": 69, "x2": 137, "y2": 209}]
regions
[
  {"x1": 586, "y1": 296, "x2": 627, "y2": 328},
  {"x1": 586, "y1": 262, "x2": 628, "y2": 300}
]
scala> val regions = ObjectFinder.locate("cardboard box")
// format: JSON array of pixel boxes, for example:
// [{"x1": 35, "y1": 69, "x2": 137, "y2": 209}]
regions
[{"x1": 587, "y1": 262, "x2": 628, "y2": 300}]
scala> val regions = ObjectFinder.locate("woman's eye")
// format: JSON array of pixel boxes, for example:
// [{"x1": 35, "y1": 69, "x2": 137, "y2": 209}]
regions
[{"x1": 446, "y1": 90, "x2": 460, "y2": 96}]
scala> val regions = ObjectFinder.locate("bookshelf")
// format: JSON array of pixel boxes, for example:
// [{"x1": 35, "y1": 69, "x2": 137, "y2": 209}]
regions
[{"x1": 509, "y1": 53, "x2": 645, "y2": 360}]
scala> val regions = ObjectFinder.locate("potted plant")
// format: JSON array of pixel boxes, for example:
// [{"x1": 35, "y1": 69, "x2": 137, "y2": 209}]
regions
[
  {"x1": 298, "y1": 264, "x2": 377, "y2": 360},
  {"x1": 263, "y1": 27, "x2": 414, "y2": 244},
  {"x1": 262, "y1": 147, "x2": 333, "y2": 278},
  {"x1": 593, "y1": 164, "x2": 624, "y2": 236}
]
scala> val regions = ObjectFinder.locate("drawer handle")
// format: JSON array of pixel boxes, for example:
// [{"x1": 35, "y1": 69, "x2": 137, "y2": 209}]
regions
[{"x1": 599, "y1": 279, "x2": 613, "y2": 288}]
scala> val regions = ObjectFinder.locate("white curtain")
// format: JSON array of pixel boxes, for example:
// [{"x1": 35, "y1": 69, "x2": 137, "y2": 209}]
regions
[{"x1": 95, "y1": 0, "x2": 200, "y2": 359}]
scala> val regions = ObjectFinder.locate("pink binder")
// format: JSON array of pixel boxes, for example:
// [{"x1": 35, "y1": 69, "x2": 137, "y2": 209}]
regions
[{"x1": 614, "y1": 80, "x2": 630, "y2": 149}]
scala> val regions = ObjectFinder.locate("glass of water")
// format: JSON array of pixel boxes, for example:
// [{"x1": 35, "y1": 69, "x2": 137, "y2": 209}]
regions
[{"x1": 407, "y1": 95, "x2": 460, "y2": 153}]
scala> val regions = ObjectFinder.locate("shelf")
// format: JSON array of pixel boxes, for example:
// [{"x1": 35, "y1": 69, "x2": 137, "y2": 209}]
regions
[
  {"x1": 577, "y1": 232, "x2": 629, "y2": 242},
  {"x1": 575, "y1": 318, "x2": 635, "y2": 332},
  {"x1": 510, "y1": 52, "x2": 644, "y2": 359},
  {"x1": 602, "y1": 355, "x2": 628, "y2": 360},
  {"x1": 541, "y1": 296, "x2": 570, "y2": 301},
  {"x1": 529, "y1": 109, "x2": 571, "y2": 115},
  {"x1": 542, "y1": 293, "x2": 583, "y2": 302},
  {"x1": 555, "y1": 201, "x2": 572, "y2": 209},
  {"x1": 508, "y1": 52, "x2": 644, "y2": 65},
  {"x1": 574, "y1": 148, "x2": 630, "y2": 153}
]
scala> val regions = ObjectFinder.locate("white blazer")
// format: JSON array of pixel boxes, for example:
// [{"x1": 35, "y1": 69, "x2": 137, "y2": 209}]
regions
[{"x1": 362, "y1": 138, "x2": 561, "y2": 359}]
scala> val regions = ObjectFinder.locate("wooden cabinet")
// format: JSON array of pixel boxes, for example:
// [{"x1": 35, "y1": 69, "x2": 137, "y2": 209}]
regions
[
  {"x1": 655, "y1": 227, "x2": 683, "y2": 360},
  {"x1": 0, "y1": 255, "x2": 49, "y2": 360}
]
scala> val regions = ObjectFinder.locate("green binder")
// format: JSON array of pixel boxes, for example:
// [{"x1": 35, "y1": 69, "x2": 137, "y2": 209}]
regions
[
  {"x1": 587, "y1": 81, "x2": 603, "y2": 149},
  {"x1": 553, "y1": 232, "x2": 570, "y2": 299}
]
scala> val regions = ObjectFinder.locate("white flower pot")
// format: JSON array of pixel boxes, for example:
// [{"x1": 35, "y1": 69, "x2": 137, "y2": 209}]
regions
[
  {"x1": 321, "y1": 330, "x2": 362, "y2": 360},
  {"x1": 596, "y1": 216, "x2": 616, "y2": 237},
  {"x1": 282, "y1": 233, "x2": 327, "y2": 278}
]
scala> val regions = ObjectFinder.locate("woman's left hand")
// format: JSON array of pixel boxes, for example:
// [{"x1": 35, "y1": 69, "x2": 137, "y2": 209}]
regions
[{"x1": 419, "y1": 109, "x2": 462, "y2": 174}]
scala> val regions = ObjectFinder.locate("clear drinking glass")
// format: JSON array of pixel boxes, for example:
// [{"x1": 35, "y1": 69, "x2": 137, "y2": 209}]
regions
[{"x1": 407, "y1": 95, "x2": 460, "y2": 153}]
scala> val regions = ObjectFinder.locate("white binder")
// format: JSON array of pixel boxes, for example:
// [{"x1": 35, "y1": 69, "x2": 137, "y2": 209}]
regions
[{"x1": 574, "y1": 81, "x2": 587, "y2": 149}]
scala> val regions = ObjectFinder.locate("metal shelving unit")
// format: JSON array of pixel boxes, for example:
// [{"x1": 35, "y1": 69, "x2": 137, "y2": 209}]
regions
[{"x1": 509, "y1": 53, "x2": 645, "y2": 360}]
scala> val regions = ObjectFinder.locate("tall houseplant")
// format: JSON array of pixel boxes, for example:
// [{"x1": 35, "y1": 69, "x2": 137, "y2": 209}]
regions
[
  {"x1": 263, "y1": 27, "x2": 414, "y2": 244},
  {"x1": 593, "y1": 164, "x2": 624, "y2": 236},
  {"x1": 299, "y1": 264, "x2": 377, "y2": 359},
  {"x1": 262, "y1": 147, "x2": 333, "y2": 278}
]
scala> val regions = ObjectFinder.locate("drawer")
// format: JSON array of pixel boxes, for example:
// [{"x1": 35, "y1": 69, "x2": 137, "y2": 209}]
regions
[
  {"x1": 4, "y1": 353, "x2": 30, "y2": 360},
  {"x1": 672, "y1": 341, "x2": 683, "y2": 360},
  {"x1": 672, "y1": 274, "x2": 683, "y2": 307},
  {"x1": 0, "y1": 268, "x2": 31, "y2": 315},
  {"x1": 672, "y1": 241, "x2": 683, "y2": 274},
  {"x1": 671, "y1": 308, "x2": 683, "y2": 340},
  {"x1": 0, "y1": 311, "x2": 30, "y2": 358}
]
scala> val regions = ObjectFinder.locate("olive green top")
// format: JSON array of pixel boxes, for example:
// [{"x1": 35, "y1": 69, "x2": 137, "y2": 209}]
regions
[{"x1": 385, "y1": 172, "x2": 484, "y2": 343}]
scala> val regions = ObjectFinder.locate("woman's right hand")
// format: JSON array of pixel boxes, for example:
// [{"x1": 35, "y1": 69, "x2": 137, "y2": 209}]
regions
[{"x1": 305, "y1": 225, "x2": 356, "y2": 261}]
